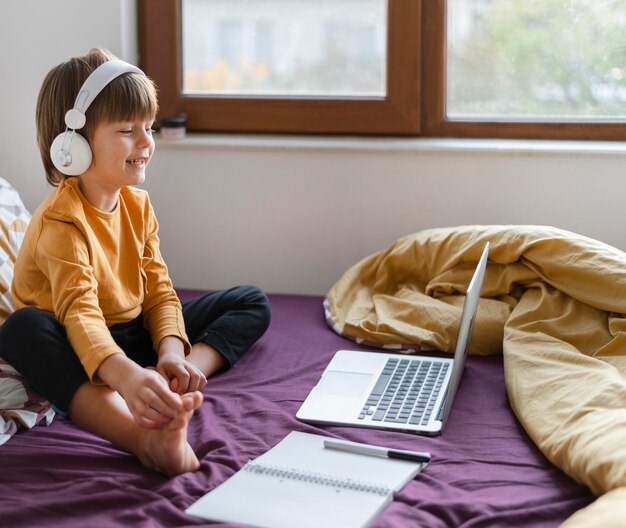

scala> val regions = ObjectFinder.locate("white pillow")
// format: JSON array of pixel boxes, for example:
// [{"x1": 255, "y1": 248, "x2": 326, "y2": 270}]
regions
[{"x1": 0, "y1": 177, "x2": 31, "y2": 324}]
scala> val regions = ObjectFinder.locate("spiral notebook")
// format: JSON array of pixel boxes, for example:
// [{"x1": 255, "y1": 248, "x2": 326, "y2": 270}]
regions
[{"x1": 186, "y1": 431, "x2": 426, "y2": 528}]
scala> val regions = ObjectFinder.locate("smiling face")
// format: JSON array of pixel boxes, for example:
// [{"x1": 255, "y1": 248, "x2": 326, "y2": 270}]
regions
[
  {"x1": 92, "y1": 118, "x2": 156, "y2": 185},
  {"x1": 78, "y1": 117, "x2": 156, "y2": 211}
]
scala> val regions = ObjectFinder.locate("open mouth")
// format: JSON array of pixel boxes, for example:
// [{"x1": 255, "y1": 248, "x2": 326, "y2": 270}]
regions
[{"x1": 126, "y1": 158, "x2": 146, "y2": 168}]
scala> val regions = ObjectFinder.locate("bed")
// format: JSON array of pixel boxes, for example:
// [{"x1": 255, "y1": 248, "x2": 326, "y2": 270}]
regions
[{"x1": 0, "y1": 289, "x2": 593, "y2": 527}]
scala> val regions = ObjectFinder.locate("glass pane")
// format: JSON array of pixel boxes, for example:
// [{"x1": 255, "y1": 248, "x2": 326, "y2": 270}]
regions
[
  {"x1": 181, "y1": 0, "x2": 387, "y2": 97},
  {"x1": 447, "y1": 0, "x2": 626, "y2": 120}
]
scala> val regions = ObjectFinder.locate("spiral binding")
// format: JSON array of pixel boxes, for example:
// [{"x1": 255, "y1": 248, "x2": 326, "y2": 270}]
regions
[{"x1": 243, "y1": 461, "x2": 391, "y2": 496}]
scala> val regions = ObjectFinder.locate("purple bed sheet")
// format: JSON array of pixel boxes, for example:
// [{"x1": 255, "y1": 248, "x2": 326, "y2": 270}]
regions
[{"x1": 0, "y1": 292, "x2": 593, "y2": 527}]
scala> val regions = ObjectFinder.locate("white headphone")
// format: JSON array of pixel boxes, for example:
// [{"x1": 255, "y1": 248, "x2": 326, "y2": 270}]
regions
[{"x1": 50, "y1": 59, "x2": 144, "y2": 176}]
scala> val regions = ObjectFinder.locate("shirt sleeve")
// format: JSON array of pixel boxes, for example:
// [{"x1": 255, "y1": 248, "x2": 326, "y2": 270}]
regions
[
  {"x1": 140, "y1": 203, "x2": 191, "y2": 355},
  {"x1": 36, "y1": 218, "x2": 125, "y2": 382}
]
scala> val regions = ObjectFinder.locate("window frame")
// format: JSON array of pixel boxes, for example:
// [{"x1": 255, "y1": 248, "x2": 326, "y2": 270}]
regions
[
  {"x1": 137, "y1": 0, "x2": 421, "y2": 135},
  {"x1": 137, "y1": 0, "x2": 626, "y2": 140}
]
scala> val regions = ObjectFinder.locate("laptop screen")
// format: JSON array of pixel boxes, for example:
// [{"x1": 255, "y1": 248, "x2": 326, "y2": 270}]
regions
[{"x1": 439, "y1": 242, "x2": 490, "y2": 426}]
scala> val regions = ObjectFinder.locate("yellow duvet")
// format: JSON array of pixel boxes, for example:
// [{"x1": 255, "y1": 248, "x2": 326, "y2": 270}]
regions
[{"x1": 326, "y1": 226, "x2": 626, "y2": 526}]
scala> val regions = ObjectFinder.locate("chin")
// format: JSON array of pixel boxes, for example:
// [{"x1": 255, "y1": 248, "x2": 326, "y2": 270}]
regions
[{"x1": 127, "y1": 170, "x2": 146, "y2": 185}]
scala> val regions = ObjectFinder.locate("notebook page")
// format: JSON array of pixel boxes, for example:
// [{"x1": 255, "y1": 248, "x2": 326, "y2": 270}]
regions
[
  {"x1": 258, "y1": 431, "x2": 424, "y2": 491},
  {"x1": 186, "y1": 465, "x2": 391, "y2": 528}
]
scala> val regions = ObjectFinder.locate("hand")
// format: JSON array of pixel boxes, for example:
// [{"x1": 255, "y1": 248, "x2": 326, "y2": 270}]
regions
[
  {"x1": 157, "y1": 336, "x2": 207, "y2": 394},
  {"x1": 99, "y1": 355, "x2": 184, "y2": 429},
  {"x1": 156, "y1": 354, "x2": 208, "y2": 395}
]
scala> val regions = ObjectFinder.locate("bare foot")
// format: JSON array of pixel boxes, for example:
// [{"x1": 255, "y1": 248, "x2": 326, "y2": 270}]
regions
[{"x1": 138, "y1": 391, "x2": 203, "y2": 475}]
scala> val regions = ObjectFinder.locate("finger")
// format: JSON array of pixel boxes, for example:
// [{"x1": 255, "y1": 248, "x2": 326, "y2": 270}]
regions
[
  {"x1": 143, "y1": 383, "x2": 183, "y2": 416},
  {"x1": 189, "y1": 364, "x2": 208, "y2": 390},
  {"x1": 176, "y1": 380, "x2": 188, "y2": 395},
  {"x1": 160, "y1": 362, "x2": 190, "y2": 395},
  {"x1": 144, "y1": 403, "x2": 172, "y2": 424},
  {"x1": 179, "y1": 369, "x2": 194, "y2": 392},
  {"x1": 186, "y1": 376, "x2": 199, "y2": 393},
  {"x1": 155, "y1": 364, "x2": 170, "y2": 381},
  {"x1": 131, "y1": 399, "x2": 171, "y2": 427},
  {"x1": 134, "y1": 414, "x2": 167, "y2": 429},
  {"x1": 188, "y1": 371, "x2": 207, "y2": 393},
  {"x1": 174, "y1": 369, "x2": 191, "y2": 395},
  {"x1": 148, "y1": 365, "x2": 176, "y2": 392}
]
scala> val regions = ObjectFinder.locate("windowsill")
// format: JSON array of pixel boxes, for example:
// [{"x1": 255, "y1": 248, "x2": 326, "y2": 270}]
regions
[{"x1": 155, "y1": 133, "x2": 626, "y2": 158}]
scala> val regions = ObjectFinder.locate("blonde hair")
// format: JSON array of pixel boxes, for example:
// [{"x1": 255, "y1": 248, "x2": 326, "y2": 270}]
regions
[{"x1": 36, "y1": 48, "x2": 159, "y2": 186}]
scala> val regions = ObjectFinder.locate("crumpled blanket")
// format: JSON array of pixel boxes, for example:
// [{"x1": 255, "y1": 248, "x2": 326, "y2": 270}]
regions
[
  {"x1": 325, "y1": 225, "x2": 626, "y2": 526},
  {"x1": 0, "y1": 358, "x2": 55, "y2": 445}
]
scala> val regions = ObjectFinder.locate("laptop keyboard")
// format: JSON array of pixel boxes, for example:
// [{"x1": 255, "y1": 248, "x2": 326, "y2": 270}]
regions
[{"x1": 358, "y1": 358, "x2": 450, "y2": 427}]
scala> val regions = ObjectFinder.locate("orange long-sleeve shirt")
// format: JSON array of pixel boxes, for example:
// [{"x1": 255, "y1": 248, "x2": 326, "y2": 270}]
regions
[{"x1": 12, "y1": 177, "x2": 190, "y2": 381}]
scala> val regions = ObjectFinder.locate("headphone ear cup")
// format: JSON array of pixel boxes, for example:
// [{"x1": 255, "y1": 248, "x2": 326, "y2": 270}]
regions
[{"x1": 50, "y1": 131, "x2": 93, "y2": 176}]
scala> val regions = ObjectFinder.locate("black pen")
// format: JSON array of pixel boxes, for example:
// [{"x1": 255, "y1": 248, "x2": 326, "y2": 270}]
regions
[{"x1": 323, "y1": 439, "x2": 431, "y2": 464}]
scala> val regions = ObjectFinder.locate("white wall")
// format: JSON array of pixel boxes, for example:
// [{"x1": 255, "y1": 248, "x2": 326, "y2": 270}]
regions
[
  {"x1": 0, "y1": 0, "x2": 137, "y2": 211},
  {"x1": 2, "y1": 1, "x2": 625, "y2": 295}
]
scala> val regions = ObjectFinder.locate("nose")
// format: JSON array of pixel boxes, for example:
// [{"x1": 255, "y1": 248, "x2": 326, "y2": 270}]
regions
[{"x1": 136, "y1": 127, "x2": 154, "y2": 148}]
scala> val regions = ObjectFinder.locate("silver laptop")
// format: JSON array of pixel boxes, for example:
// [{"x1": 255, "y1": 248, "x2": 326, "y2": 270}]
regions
[{"x1": 297, "y1": 242, "x2": 489, "y2": 436}]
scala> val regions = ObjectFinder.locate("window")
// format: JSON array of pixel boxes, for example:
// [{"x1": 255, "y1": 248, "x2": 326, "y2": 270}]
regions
[
  {"x1": 138, "y1": 0, "x2": 626, "y2": 139},
  {"x1": 181, "y1": 0, "x2": 387, "y2": 97}
]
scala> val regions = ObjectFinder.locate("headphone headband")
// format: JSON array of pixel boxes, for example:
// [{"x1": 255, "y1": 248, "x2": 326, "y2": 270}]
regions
[{"x1": 64, "y1": 59, "x2": 144, "y2": 130}]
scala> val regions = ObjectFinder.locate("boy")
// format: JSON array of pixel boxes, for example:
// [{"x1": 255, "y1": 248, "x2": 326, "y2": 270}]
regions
[{"x1": 0, "y1": 49, "x2": 270, "y2": 475}]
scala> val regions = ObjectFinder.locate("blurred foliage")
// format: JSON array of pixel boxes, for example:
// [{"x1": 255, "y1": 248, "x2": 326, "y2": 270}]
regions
[{"x1": 447, "y1": 0, "x2": 626, "y2": 118}]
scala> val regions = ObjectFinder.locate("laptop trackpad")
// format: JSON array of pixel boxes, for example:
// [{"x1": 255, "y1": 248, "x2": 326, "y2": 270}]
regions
[{"x1": 317, "y1": 371, "x2": 373, "y2": 397}]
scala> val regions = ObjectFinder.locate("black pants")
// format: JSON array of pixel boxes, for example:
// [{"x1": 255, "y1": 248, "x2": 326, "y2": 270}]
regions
[{"x1": 0, "y1": 286, "x2": 270, "y2": 415}]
